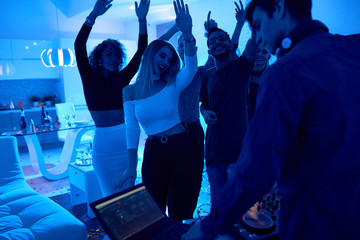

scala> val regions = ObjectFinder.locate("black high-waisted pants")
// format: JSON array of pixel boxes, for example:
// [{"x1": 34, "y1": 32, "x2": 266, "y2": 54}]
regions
[{"x1": 142, "y1": 131, "x2": 204, "y2": 221}]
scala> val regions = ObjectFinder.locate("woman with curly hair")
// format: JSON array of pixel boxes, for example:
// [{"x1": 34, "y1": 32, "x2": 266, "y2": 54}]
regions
[{"x1": 74, "y1": 0, "x2": 149, "y2": 197}]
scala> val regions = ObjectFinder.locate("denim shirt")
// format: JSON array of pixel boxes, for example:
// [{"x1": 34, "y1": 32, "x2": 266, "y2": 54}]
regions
[{"x1": 201, "y1": 21, "x2": 360, "y2": 239}]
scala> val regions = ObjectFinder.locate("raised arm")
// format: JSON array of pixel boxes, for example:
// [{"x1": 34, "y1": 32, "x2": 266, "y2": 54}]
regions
[
  {"x1": 204, "y1": 11, "x2": 218, "y2": 34},
  {"x1": 231, "y1": 0, "x2": 246, "y2": 48},
  {"x1": 173, "y1": 0, "x2": 198, "y2": 90},
  {"x1": 116, "y1": 0, "x2": 149, "y2": 87},
  {"x1": 74, "y1": 0, "x2": 113, "y2": 83},
  {"x1": 86, "y1": 0, "x2": 113, "y2": 27},
  {"x1": 174, "y1": 0, "x2": 196, "y2": 57},
  {"x1": 135, "y1": 0, "x2": 150, "y2": 35}
]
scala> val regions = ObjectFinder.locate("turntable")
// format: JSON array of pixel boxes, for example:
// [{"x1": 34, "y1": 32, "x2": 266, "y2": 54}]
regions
[{"x1": 233, "y1": 191, "x2": 281, "y2": 240}]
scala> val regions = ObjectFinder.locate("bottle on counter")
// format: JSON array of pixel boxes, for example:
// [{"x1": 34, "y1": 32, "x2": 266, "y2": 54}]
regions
[
  {"x1": 44, "y1": 111, "x2": 52, "y2": 129},
  {"x1": 40, "y1": 106, "x2": 46, "y2": 128},
  {"x1": 19, "y1": 108, "x2": 27, "y2": 131}
]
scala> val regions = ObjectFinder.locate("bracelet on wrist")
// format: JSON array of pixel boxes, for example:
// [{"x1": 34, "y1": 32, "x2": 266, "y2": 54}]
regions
[{"x1": 85, "y1": 17, "x2": 95, "y2": 26}]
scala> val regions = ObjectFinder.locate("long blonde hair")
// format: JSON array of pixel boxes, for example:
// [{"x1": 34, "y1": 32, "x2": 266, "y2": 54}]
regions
[{"x1": 134, "y1": 40, "x2": 181, "y2": 95}]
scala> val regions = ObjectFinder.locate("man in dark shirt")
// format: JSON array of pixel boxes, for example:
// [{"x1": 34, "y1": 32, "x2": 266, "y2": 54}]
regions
[
  {"x1": 183, "y1": 0, "x2": 360, "y2": 239},
  {"x1": 200, "y1": 26, "x2": 257, "y2": 204}
]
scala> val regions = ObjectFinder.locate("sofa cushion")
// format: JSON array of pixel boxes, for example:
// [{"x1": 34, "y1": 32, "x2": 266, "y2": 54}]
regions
[
  {"x1": 0, "y1": 184, "x2": 87, "y2": 240},
  {"x1": 0, "y1": 206, "x2": 10, "y2": 217},
  {"x1": 0, "y1": 215, "x2": 24, "y2": 234},
  {"x1": 0, "y1": 136, "x2": 87, "y2": 240},
  {"x1": 0, "y1": 228, "x2": 35, "y2": 240}
]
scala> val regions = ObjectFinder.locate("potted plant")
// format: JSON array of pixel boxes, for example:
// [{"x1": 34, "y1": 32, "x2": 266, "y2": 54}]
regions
[
  {"x1": 42, "y1": 95, "x2": 53, "y2": 107},
  {"x1": 30, "y1": 96, "x2": 40, "y2": 108}
]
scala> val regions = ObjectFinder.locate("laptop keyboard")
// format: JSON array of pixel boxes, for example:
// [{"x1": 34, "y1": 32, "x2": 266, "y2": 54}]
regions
[{"x1": 151, "y1": 222, "x2": 190, "y2": 240}]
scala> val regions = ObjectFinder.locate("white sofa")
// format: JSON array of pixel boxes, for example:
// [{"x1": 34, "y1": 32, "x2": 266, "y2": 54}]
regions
[{"x1": 0, "y1": 136, "x2": 87, "y2": 240}]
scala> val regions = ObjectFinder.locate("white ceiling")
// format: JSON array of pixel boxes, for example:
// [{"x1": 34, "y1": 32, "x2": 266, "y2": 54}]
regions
[
  {"x1": 0, "y1": 0, "x2": 206, "y2": 39},
  {"x1": 49, "y1": 0, "x2": 199, "y2": 18},
  {"x1": 1, "y1": 0, "x2": 359, "y2": 40},
  {"x1": 49, "y1": 0, "x2": 200, "y2": 22}
]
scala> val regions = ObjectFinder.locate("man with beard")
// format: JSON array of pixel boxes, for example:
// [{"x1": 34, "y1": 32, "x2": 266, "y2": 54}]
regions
[{"x1": 200, "y1": 27, "x2": 257, "y2": 204}]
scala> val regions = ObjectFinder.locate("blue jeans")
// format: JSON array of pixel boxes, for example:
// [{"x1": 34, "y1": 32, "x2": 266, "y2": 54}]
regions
[{"x1": 206, "y1": 164, "x2": 236, "y2": 204}]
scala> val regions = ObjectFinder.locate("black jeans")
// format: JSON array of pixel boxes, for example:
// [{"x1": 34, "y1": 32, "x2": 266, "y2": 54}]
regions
[
  {"x1": 182, "y1": 122, "x2": 205, "y2": 170},
  {"x1": 142, "y1": 131, "x2": 204, "y2": 221}
]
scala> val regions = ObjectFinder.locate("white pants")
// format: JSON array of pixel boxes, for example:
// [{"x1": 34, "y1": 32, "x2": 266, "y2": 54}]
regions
[{"x1": 92, "y1": 123, "x2": 132, "y2": 197}]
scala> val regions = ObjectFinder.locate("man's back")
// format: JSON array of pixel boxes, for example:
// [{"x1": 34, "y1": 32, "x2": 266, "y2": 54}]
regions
[
  {"x1": 191, "y1": 1, "x2": 360, "y2": 239},
  {"x1": 255, "y1": 25, "x2": 360, "y2": 239}
]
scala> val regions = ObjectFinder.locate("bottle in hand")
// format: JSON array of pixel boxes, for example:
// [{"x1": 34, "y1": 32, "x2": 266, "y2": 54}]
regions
[{"x1": 20, "y1": 108, "x2": 27, "y2": 131}]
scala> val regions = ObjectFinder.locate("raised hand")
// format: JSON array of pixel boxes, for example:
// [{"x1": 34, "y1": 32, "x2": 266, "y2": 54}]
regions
[
  {"x1": 136, "y1": 0, "x2": 150, "y2": 21},
  {"x1": 234, "y1": 0, "x2": 245, "y2": 23},
  {"x1": 204, "y1": 11, "x2": 218, "y2": 32},
  {"x1": 91, "y1": 0, "x2": 113, "y2": 18},
  {"x1": 173, "y1": 0, "x2": 192, "y2": 36}
]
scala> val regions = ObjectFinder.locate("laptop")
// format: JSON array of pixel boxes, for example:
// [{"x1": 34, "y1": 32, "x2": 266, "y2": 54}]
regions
[{"x1": 90, "y1": 183, "x2": 190, "y2": 240}]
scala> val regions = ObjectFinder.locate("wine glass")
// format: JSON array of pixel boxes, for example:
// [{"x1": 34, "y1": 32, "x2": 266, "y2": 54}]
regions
[
  {"x1": 63, "y1": 115, "x2": 70, "y2": 128},
  {"x1": 71, "y1": 114, "x2": 77, "y2": 127}
]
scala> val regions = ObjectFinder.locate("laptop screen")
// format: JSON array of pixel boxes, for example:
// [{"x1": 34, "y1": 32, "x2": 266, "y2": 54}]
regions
[{"x1": 92, "y1": 184, "x2": 165, "y2": 240}]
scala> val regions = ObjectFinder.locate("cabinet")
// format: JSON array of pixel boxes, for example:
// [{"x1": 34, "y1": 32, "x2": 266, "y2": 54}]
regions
[{"x1": 68, "y1": 163, "x2": 102, "y2": 218}]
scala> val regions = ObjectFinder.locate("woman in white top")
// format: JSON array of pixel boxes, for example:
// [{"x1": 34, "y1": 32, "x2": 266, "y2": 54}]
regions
[{"x1": 118, "y1": 0, "x2": 202, "y2": 221}]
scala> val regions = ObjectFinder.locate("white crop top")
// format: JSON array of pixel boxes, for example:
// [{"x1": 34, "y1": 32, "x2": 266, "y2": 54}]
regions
[{"x1": 124, "y1": 54, "x2": 198, "y2": 149}]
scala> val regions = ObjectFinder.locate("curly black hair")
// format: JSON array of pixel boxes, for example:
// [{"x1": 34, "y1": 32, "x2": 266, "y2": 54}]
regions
[{"x1": 89, "y1": 39, "x2": 127, "y2": 79}]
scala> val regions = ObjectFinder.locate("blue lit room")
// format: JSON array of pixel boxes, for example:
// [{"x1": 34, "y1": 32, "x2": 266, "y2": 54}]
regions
[{"x1": 1, "y1": 0, "x2": 360, "y2": 239}]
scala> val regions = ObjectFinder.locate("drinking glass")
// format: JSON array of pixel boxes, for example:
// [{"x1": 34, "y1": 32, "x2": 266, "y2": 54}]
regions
[
  {"x1": 63, "y1": 115, "x2": 70, "y2": 128},
  {"x1": 75, "y1": 146, "x2": 92, "y2": 166},
  {"x1": 71, "y1": 114, "x2": 77, "y2": 127}
]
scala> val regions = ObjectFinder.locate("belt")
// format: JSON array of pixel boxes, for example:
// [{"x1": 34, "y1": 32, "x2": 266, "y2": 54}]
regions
[
  {"x1": 181, "y1": 120, "x2": 201, "y2": 128},
  {"x1": 147, "y1": 131, "x2": 187, "y2": 143}
]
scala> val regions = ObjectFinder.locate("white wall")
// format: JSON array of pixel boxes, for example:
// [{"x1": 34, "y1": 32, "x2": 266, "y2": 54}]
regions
[
  {"x1": 312, "y1": 0, "x2": 360, "y2": 35},
  {"x1": 0, "y1": 0, "x2": 359, "y2": 106}
]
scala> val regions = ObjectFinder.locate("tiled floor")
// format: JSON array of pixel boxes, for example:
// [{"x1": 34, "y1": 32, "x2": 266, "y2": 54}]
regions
[{"x1": 18, "y1": 142, "x2": 212, "y2": 219}]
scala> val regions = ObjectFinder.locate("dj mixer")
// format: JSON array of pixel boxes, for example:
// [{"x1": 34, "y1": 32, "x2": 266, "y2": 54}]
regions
[{"x1": 232, "y1": 189, "x2": 281, "y2": 240}]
